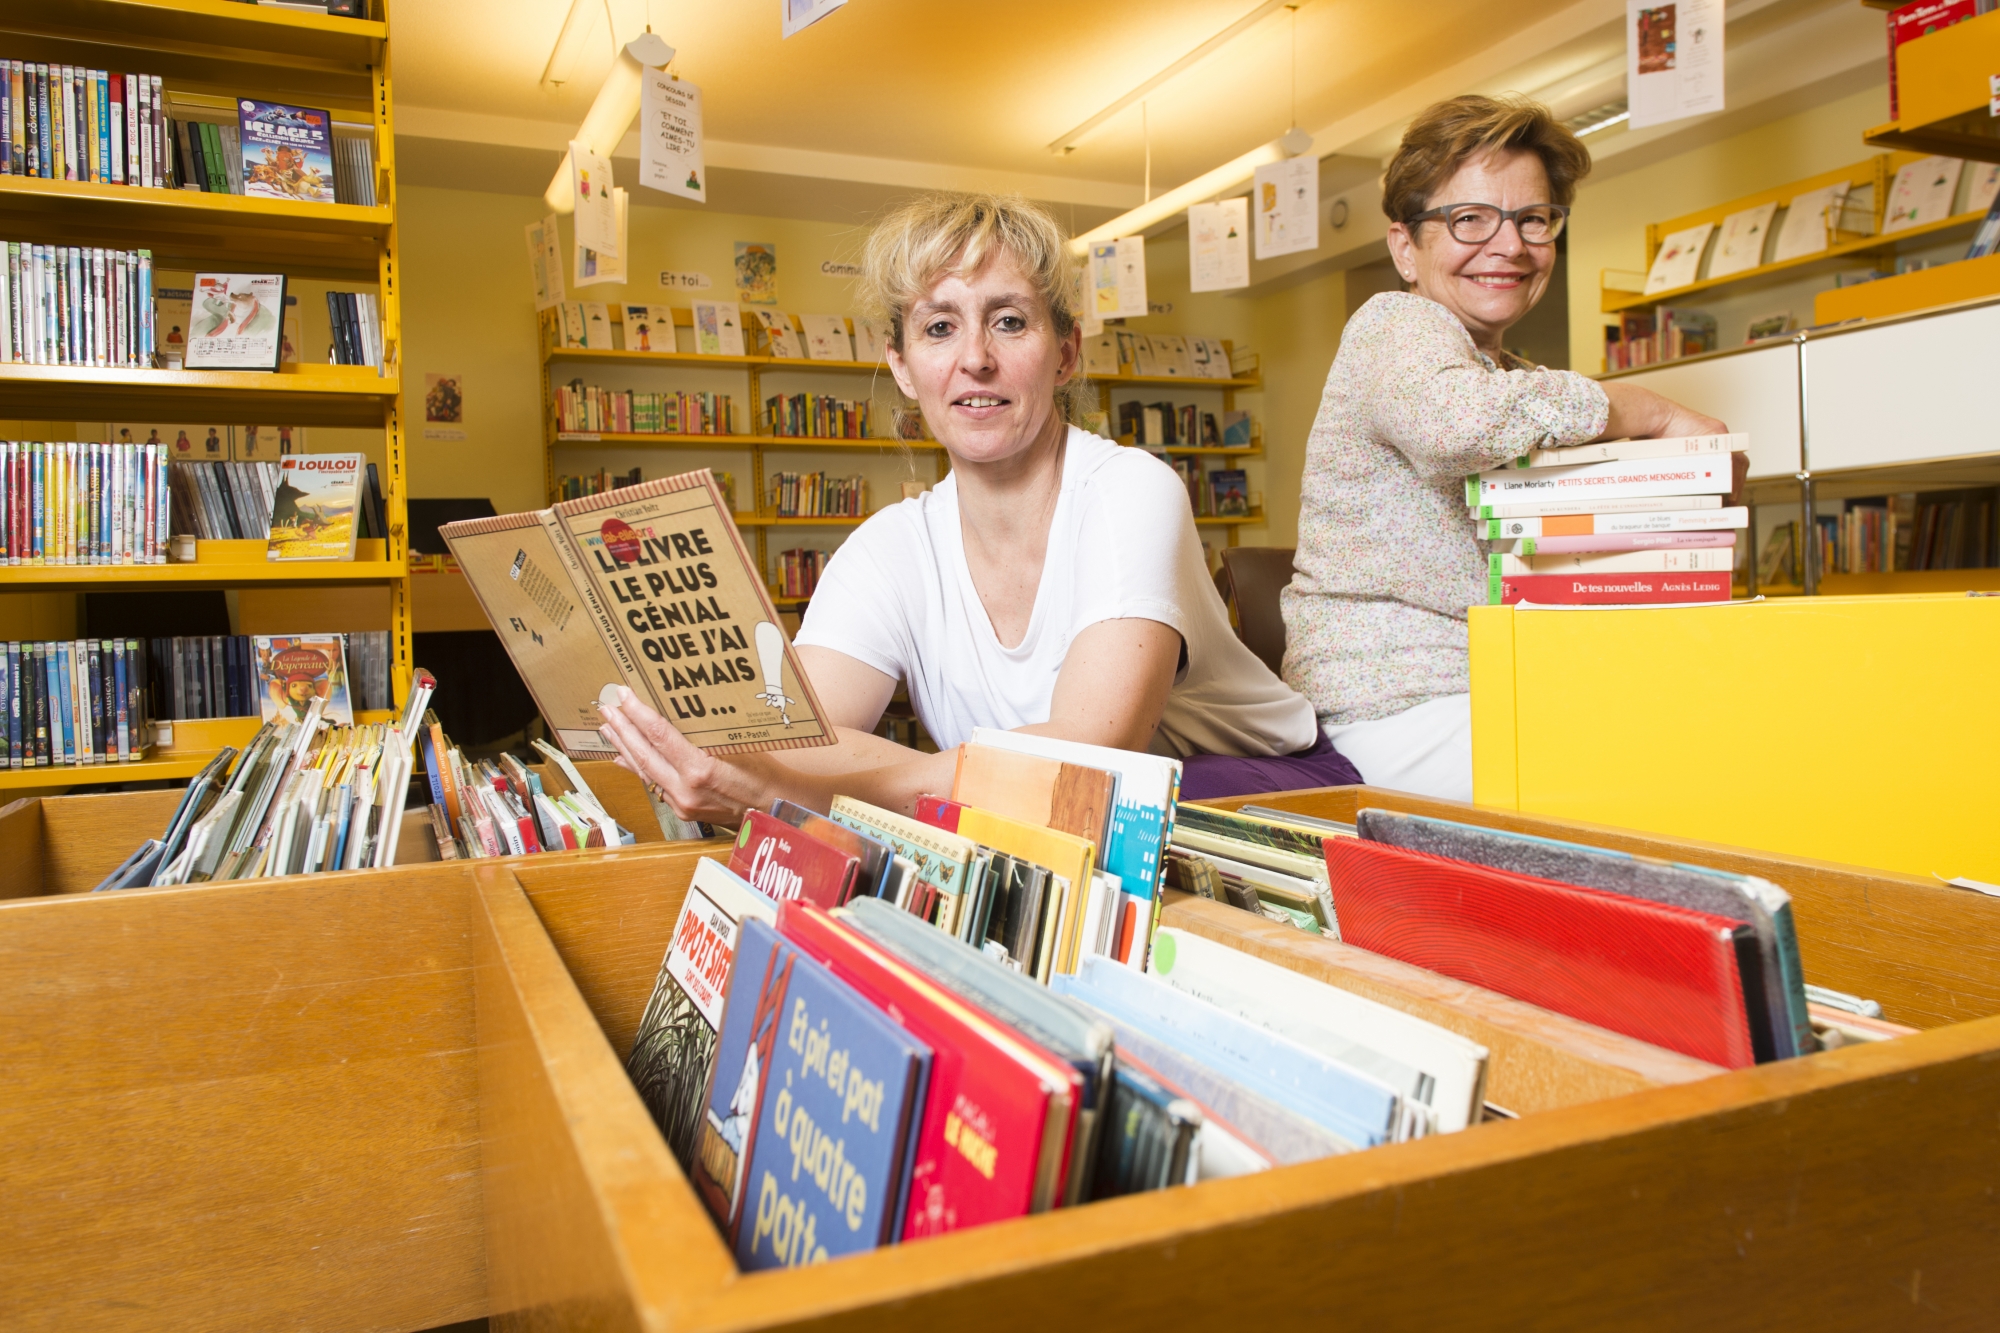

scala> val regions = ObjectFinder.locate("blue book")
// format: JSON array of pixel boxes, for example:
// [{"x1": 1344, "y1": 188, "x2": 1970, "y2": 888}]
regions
[
  {"x1": 1, "y1": 644, "x2": 14, "y2": 769},
  {"x1": 1052, "y1": 956, "x2": 1404, "y2": 1148},
  {"x1": 114, "y1": 639, "x2": 132, "y2": 759},
  {"x1": 237, "y1": 100, "x2": 336, "y2": 204},
  {"x1": 695, "y1": 917, "x2": 929, "y2": 1270},
  {"x1": 52, "y1": 641, "x2": 71, "y2": 764},
  {"x1": 95, "y1": 72, "x2": 109, "y2": 183}
]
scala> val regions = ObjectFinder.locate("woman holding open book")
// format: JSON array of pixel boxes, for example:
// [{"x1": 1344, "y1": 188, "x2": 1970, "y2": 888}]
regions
[
  {"x1": 599, "y1": 193, "x2": 1355, "y2": 825},
  {"x1": 1280, "y1": 95, "x2": 1727, "y2": 801}
]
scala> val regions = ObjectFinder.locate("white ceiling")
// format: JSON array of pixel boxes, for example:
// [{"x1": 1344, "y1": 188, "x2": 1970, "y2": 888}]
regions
[{"x1": 389, "y1": 0, "x2": 1885, "y2": 227}]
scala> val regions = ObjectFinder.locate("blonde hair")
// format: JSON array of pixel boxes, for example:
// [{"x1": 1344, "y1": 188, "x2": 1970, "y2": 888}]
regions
[
  {"x1": 859, "y1": 192, "x2": 1086, "y2": 421},
  {"x1": 1382, "y1": 94, "x2": 1592, "y2": 226}
]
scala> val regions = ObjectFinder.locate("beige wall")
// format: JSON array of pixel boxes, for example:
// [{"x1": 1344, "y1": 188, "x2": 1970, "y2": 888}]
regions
[{"x1": 1565, "y1": 81, "x2": 1892, "y2": 371}]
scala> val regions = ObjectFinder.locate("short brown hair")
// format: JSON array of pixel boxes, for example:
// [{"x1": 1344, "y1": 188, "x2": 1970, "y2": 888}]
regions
[
  {"x1": 1381, "y1": 94, "x2": 1592, "y2": 226},
  {"x1": 860, "y1": 191, "x2": 1086, "y2": 420}
]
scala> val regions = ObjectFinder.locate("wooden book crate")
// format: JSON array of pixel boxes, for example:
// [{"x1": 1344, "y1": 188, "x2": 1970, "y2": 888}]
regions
[{"x1": 2, "y1": 788, "x2": 1997, "y2": 1330}]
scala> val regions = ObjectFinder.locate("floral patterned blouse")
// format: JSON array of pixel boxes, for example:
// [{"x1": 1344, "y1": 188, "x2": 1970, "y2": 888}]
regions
[{"x1": 1280, "y1": 292, "x2": 1610, "y2": 726}]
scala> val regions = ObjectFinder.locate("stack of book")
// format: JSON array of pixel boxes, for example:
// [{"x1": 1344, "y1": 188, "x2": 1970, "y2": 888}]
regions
[
  {"x1": 142, "y1": 630, "x2": 389, "y2": 721},
  {"x1": 0, "y1": 243, "x2": 157, "y2": 367},
  {"x1": 1602, "y1": 307, "x2": 1717, "y2": 371},
  {"x1": 163, "y1": 95, "x2": 343, "y2": 206},
  {"x1": 1, "y1": 638, "x2": 150, "y2": 769},
  {"x1": 3, "y1": 439, "x2": 170, "y2": 564},
  {"x1": 1116, "y1": 400, "x2": 1253, "y2": 449},
  {"x1": 555, "y1": 380, "x2": 737, "y2": 436},
  {"x1": 1082, "y1": 331, "x2": 1236, "y2": 379},
  {"x1": 552, "y1": 467, "x2": 644, "y2": 502},
  {"x1": 1154, "y1": 457, "x2": 1250, "y2": 518},
  {"x1": 91, "y1": 671, "x2": 437, "y2": 890},
  {"x1": 324, "y1": 290, "x2": 384, "y2": 368},
  {"x1": 415, "y1": 733, "x2": 640, "y2": 860},
  {"x1": 774, "y1": 546, "x2": 830, "y2": 598},
  {"x1": 1470, "y1": 432, "x2": 1751, "y2": 605},
  {"x1": 764, "y1": 393, "x2": 872, "y2": 439},
  {"x1": 0, "y1": 64, "x2": 168, "y2": 185},
  {"x1": 768, "y1": 471, "x2": 865, "y2": 519},
  {"x1": 169, "y1": 459, "x2": 279, "y2": 541}
]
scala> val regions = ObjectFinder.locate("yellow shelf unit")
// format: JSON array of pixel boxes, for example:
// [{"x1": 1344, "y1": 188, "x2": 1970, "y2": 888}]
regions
[
  {"x1": 550, "y1": 430, "x2": 944, "y2": 452},
  {"x1": 1813, "y1": 249, "x2": 2000, "y2": 324},
  {"x1": 1091, "y1": 340, "x2": 1263, "y2": 547},
  {"x1": 0, "y1": 0, "x2": 409, "y2": 791},
  {"x1": 1600, "y1": 153, "x2": 1984, "y2": 316},
  {"x1": 1865, "y1": 9, "x2": 2000, "y2": 163}
]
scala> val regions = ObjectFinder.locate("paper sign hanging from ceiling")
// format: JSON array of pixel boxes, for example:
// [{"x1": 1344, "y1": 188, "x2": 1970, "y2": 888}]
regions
[
  {"x1": 576, "y1": 187, "x2": 628, "y2": 287},
  {"x1": 640, "y1": 73, "x2": 706, "y2": 202},
  {"x1": 782, "y1": 0, "x2": 848, "y2": 37},
  {"x1": 571, "y1": 139, "x2": 618, "y2": 257},
  {"x1": 1253, "y1": 157, "x2": 1318, "y2": 260},
  {"x1": 526, "y1": 213, "x2": 565, "y2": 310},
  {"x1": 1189, "y1": 197, "x2": 1250, "y2": 292},
  {"x1": 1627, "y1": 0, "x2": 1724, "y2": 131},
  {"x1": 1089, "y1": 237, "x2": 1148, "y2": 320}
]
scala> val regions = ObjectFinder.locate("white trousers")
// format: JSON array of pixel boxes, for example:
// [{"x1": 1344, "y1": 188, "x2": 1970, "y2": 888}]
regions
[{"x1": 1322, "y1": 693, "x2": 1472, "y2": 803}]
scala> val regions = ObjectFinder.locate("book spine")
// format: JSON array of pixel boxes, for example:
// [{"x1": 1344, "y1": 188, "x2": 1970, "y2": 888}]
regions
[
  {"x1": 1475, "y1": 456, "x2": 1735, "y2": 504},
  {"x1": 3, "y1": 643, "x2": 16, "y2": 769},
  {"x1": 1474, "y1": 494, "x2": 1725, "y2": 520},
  {"x1": 1493, "y1": 548, "x2": 1735, "y2": 576},
  {"x1": 1516, "y1": 531, "x2": 1739, "y2": 556},
  {"x1": 95, "y1": 69, "x2": 109, "y2": 183},
  {"x1": 1492, "y1": 571, "x2": 1735, "y2": 606}
]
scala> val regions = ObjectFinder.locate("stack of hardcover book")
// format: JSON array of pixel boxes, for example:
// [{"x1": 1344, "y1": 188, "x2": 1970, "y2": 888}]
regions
[{"x1": 1469, "y1": 431, "x2": 1751, "y2": 605}]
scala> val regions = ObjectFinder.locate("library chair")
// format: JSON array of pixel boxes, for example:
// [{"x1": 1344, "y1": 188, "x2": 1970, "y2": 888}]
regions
[{"x1": 1215, "y1": 546, "x2": 1297, "y2": 676}]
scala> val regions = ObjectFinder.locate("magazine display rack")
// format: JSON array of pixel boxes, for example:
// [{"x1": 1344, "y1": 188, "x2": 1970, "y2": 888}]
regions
[
  {"x1": 0, "y1": 0, "x2": 409, "y2": 795},
  {"x1": 5, "y1": 787, "x2": 1994, "y2": 1329}
]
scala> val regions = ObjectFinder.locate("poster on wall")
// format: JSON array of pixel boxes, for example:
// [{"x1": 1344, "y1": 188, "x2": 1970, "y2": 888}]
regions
[
  {"x1": 735, "y1": 241, "x2": 778, "y2": 305},
  {"x1": 640, "y1": 73, "x2": 706, "y2": 202},
  {"x1": 1089, "y1": 237, "x2": 1148, "y2": 320},
  {"x1": 1253, "y1": 157, "x2": 1317, "y2": 260},
  {"x1": 527, "y1": 214, "x2": 566, "y2": 309},
  {"x1": 423, "y1": 373, "x2": 466, "y2": 441},
  {"x1": 1627, "y1": 0, "x2": 1724, "y2": 131},
  {"x1": 1189, "y1": 197, "x2": 1250, "y2": 292}
]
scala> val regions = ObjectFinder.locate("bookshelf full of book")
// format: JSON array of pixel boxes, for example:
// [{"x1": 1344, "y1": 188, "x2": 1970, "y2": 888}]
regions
[{"x1": 0, "y1": 0, "x2": 408, "y2": 793}]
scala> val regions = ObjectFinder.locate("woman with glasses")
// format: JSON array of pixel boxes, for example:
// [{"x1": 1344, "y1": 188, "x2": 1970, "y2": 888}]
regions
[{"x1": 1280, "y1": 94, "x2": 1725, "y2": 801}]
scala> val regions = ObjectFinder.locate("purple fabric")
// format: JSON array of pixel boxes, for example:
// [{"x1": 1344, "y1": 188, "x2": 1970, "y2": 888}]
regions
[{"x1": 1178, "y1": 731, "x2": 1363, "y2": 801}]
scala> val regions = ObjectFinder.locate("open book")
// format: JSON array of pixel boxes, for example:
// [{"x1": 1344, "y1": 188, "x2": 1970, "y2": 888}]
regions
[{"x1": 441, "y1": 469, "x2": 832, "y2": 758}]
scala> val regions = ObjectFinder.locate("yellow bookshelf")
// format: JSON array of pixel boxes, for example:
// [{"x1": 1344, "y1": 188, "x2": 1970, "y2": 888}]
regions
[
  {"x1": 0, "y1": 0, "x2": 409, "y2": 789},
  {"x1": 1090, "y1": 342, "x2": 1264, "y2": 547},
  {"x1": 1865, "y1": 9, "x2": 2000, "y2": 163}
]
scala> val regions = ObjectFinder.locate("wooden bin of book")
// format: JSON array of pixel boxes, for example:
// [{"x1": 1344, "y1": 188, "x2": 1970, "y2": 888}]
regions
[
  {"x1": 0, "y1": 758, "x2": 678, "y2": 899},
  {"x1": 476, "y1": 794, "x2": 2000, "y2": 1330}
]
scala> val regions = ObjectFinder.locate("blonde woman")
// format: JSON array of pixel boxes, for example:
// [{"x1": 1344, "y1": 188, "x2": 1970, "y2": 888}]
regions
[
  {"x1": 1281, "y1": 95, "x2": 1726, "y2": 801},
  {"x1": 599, "y1": 193, "x2": 1347, "y2": 824}
]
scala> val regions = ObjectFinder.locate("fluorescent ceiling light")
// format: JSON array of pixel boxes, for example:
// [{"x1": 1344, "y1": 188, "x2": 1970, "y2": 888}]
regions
[
  {"x1": 1576, "y1": 110, "x2": 1630, "y2": 137},
  {"x1": 1048, "y1": 0, "x2": 1298, "y2": 155},
  {"x1": 540, "y1": 0, "x2": 599, "y2": 89},
  {"x1": 1067, "y1": 128, "x2": 1312, "y2": 255},
  {"x1": 545, "y1": 31, "x2": 676, "y2": 213}
]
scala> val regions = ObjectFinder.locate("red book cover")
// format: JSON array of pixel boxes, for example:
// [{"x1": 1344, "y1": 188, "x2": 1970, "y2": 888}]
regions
[
  {"x1": 1325, "y1": 837, "x2": 1757, "y2": 1067},
  {"x1": 775, "y1": 900, "x2": 1080, "y2": 1238},
  {"x1": 1498, "y1": 571, "x2": 1732, "y2": 606},
  {"x1": 1888, "y1": 0, "x2": 1976, "y2": 118},
  {"x1": 914, "y1": 794, "x2": 963, "y2": 832},
  {"x1": 728, "y1": 809, "x2": 857, "y2": 907}
]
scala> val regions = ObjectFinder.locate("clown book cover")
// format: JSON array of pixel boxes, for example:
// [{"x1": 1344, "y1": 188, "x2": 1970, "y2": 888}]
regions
[
  {"x1": 237, "y1": 100, "x2": 336, "y2": 205},
  {"x1": 439, "y1": 467, "x2": 834, "y2": 759},
  {"x1": 267, "y1": 453, "x2": 363, "y2": 561},
  {"x1": 253, "y1": 634, "x2": 353, "y2": 726}
]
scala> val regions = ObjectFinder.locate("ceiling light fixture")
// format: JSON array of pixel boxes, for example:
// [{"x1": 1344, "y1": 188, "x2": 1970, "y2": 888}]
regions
[
  {"x1": 1067, "y1": 126, "x2": 1312, "y2": 255},
  {"x1": 544, "y1": 30, "x2": 676, "y2": 213},
  {"x1": 1047, "y1": 0, "x2": 1299, "y2": 155},
  {"x1": 540, "y1": 0, "x2": 600, "y2": 89}
]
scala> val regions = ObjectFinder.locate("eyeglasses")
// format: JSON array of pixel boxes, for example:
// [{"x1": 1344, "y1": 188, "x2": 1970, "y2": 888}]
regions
[{"x1": 1406, "y1": 202, "x2": 1569, "y2": 245}]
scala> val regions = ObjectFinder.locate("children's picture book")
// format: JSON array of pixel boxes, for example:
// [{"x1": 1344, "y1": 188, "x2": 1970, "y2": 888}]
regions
[
  {"x1": 185, "y1": 273, "x2": 287, "y2": 371},
  {"x1": 754, "y1": 310, "x2": 803, "y2": 358},
  {"x1": 252, "y1": 634, "x2": 353, "y2": 725},
  {"x1": 694, "y1": 915, "x2": 929, "y2": 1267},
  {"x1": 558, "y1": 302, "x2": 588, "y2": 348},
  {"x1": 237, "y1": 100, "x2": 336, "y2": 204},
  {"x1": 1771, "y1": 184, "x2": 1847, "y2": 262},
  {"x1": 734, "y1": 241, "x2": 777, "y2": 306},
  {"x1": 1209, "y1": 469, "x2": 1250, "y2": 517},
  {"x1": 626, "y1": 858, "x2": 777, "y2": 1173},
  {"x1": 1081, "y1": 333, "x2": 1119, "y2": 377},
  {"x1": 692, "y1": 300, "x2": 747, "y2": 356},
  {"x1": 1883, "y1": 155, "x2": 1964, "y2": 233},
  {"x1": 852, "y1": 316, "x2": 890, "y2": 364},
  {"x1": 1642, "y1": 222, "x2": 1713, "y2": 294},
  {"x1": 153, "y1": 287, "x2": 194, "y2": 369},
  {"x1": 1706, "y1": 202, "x2": 1776, "y2": 279},
  {"x1": 1220, "y1": 411, "x2": 1253, "y2": 447},
  {"x1": 799, "y1": 313, "x2": 853, "y2": 362},
  {"x1": 267, "y1": 453, "x2": 363, "y2": 561},
  {"x1": 582, "y1": 302, "x2": 612, "y2": 349},
  {"x1": 439, "y1": 468, "x2": 834, "y2": 758},
  {"x1": 621, "y1": 305, "x2": 676, "y2": 353},
  {"x1": 728, "y1": 809, "x2": 859, "y2": 907}
]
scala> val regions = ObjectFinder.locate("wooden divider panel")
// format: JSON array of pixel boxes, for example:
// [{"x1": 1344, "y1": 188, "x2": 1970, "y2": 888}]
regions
[
  {"x1": 0, "y1": 873, "x2": 489, "y2": 1333},
  {"x1": 474, "y1": 847, "x2": 2000, "y2": 1330},
  {"x1": 0, "y1": 796, "x2": 45, "y2": 899},
  {"x1": 1199, "y1": 786, "x2": 2000, "y2": 1030},
  {"x1": 40, "y1": 787, "x2": 184, "y2": 893},
  {"x1": 1160, "y1": 893, "x2": 1722, "y2": 1114}
]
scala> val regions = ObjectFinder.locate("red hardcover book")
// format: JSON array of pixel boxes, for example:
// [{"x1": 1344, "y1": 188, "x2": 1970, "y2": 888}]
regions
[
  {"x1": 1325, "y1": 837, "x2": 1758, "y2": 1067},
  {"x1": 775, "y1": 900, "x2": 1081, "y2": 1238},
  {"x1": 1497, "y1": 570, "x2": 1732, "y2": 606},
  {"x1": 728, "y1": 809, "x2": 856, "y2": 907},
  {"x1": 914, "y1": 795, "x2": 964, "y2": 832},
  {"x1": 1887, "y1": 0, "x2": 1976, "y2": 119}
]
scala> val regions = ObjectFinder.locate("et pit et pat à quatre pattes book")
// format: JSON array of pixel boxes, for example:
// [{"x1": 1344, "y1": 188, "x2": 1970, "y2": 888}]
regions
[{"x1": 441, "y1": 468, "x2": 832, "y2": 759}]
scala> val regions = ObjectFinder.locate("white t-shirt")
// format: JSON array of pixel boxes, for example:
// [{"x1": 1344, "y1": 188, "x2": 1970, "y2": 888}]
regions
[{"x1": 795, "y1": 427, "x2": 1318, "y2": 759}]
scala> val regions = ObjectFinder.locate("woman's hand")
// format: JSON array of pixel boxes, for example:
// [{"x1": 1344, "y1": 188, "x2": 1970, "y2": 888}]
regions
[
  {"x1": 598, "y1": 687, "x2": 790, "y2": 827},
  {"x1": 1599, "y1": 381, "x2": 1728, "y2": 441}
]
